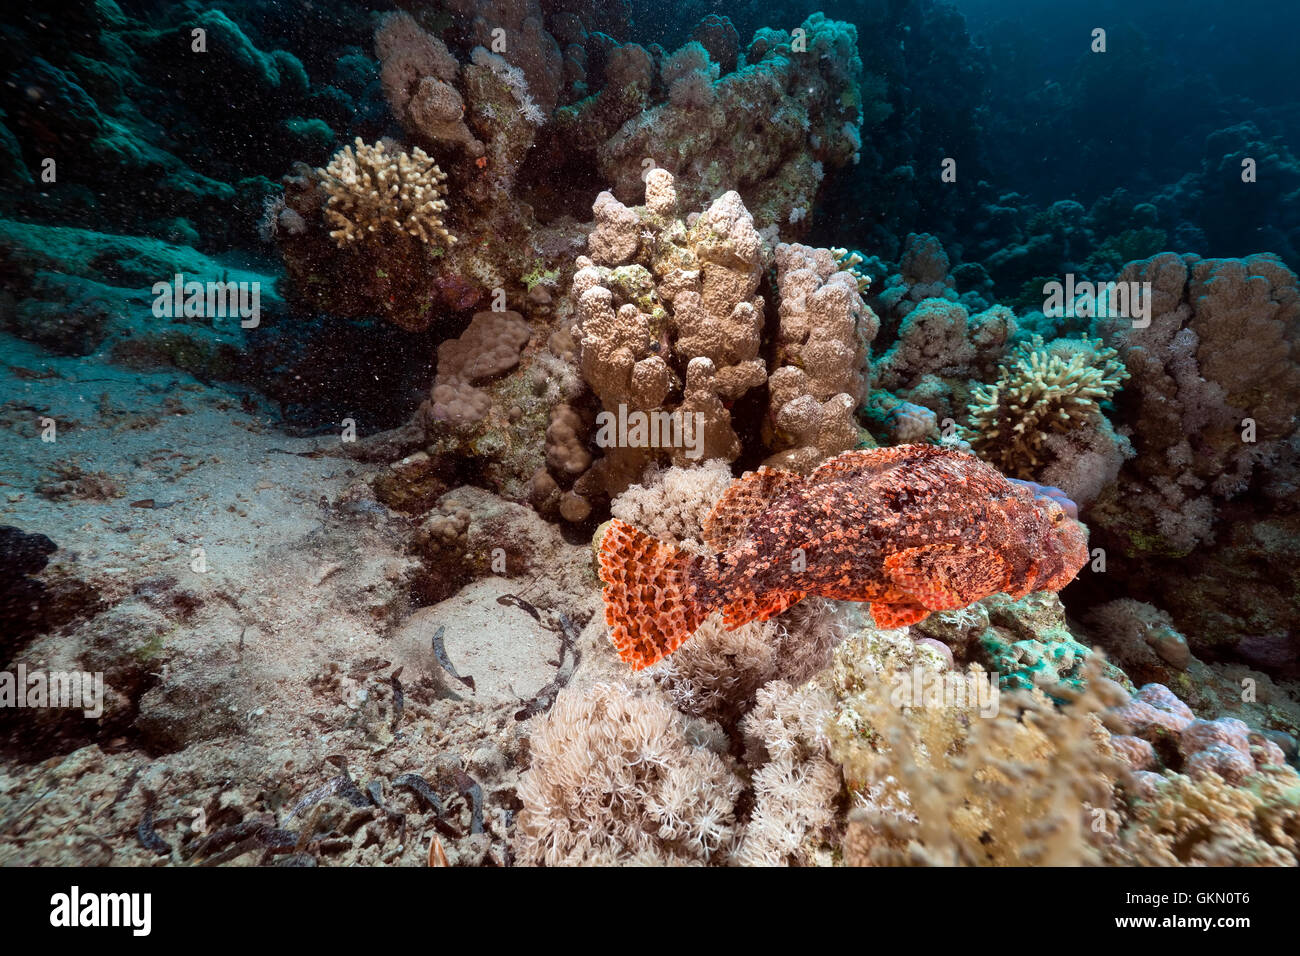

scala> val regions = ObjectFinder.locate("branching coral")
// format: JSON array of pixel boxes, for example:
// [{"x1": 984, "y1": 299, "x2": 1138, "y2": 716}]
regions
[
  {"x1": 959, "y1": 334, "x2": 1130, "y2": 505},
  {"x1": 317, "y1": 137, "x2": 456, "y2": 248},
  {"x1": 830, "y1": 247, "x2": 872, "y2": 294}
]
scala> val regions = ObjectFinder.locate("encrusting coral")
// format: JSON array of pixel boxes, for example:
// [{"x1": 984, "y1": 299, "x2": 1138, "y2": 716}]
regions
[{"x1": 317, "y1": 137, "x2": 456, "y2": 249}]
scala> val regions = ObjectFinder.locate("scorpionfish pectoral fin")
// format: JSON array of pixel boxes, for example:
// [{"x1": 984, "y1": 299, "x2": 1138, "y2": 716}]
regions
[
  {"x1": 598, "y1": 519, "x2": 708, "y2": 670},
  {"x1": 884, "y1": 543, "x2": 1010, "y2": 610}
]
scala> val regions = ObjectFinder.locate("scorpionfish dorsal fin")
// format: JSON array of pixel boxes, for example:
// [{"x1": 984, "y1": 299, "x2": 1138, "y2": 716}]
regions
[{"x1": 808, "y1": 444, "x2": 946, "y2": 485}]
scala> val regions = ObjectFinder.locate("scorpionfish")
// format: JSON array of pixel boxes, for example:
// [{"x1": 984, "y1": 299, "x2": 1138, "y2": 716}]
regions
[{"x1": 598, "y1": 444, "x2": 1088, "y2": 670}]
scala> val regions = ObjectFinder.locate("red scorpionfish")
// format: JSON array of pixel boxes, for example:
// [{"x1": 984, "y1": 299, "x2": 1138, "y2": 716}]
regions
[{"x1": 598, "y1": 444, "x2": 1089, "y2": 670}]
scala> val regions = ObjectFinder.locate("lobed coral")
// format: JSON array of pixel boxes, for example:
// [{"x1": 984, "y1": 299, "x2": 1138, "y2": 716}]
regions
[
  {"x1": 597, "y1": 13, "x2": 865, "y2": 232},
  {"x1": 766, "y1": 243, "x2": 878, "y2": 471},
  {"x1": 568, "y1": 171, "x2": 769, "y2": 496},
  {"x1": 375, "y1": 12, "x2": 481, "y2": 156},
  {"x1": 425, "y1": 310, "x2": 531, "y2": 427},
  {"x1": 1089, "y1": 253, "x2": 1300, "y2": 557}
]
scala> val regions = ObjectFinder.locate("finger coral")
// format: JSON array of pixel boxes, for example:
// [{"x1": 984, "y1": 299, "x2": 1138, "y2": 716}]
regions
[
  {"x1": 766, "y1": 242, "x2": 877, "y2": 470},
  {"x1": 568, "y1": 171, "x2": 769, "y2": 495},
  {"x1": 317, "y1": 137, "x2": 456, "y2": 249}
]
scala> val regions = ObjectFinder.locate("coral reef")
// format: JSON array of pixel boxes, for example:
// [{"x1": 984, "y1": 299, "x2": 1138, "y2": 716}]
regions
[
  {"x1": 3, "y1": 0, "x2": 1299, "y2": 878},
  {"x1": 1091, "y1": 253, "x2": 1300, "y2": 557},
  {"x1": 598, "y1": 13, "x2": 864, "y2": 231}
]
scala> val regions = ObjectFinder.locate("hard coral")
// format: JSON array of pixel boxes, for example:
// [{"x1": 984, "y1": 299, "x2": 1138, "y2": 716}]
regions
[
  {"x1": 568, "y1": 171, "x2": 769, "y2": 495},
  {"x1": 598, "y1": 13, "x2": 864, "y2": 232},
  {"x1": 426, "y1": 311, "x2": 531, "y2": 428},
  {"x1": 317, "y1": 138, "x2": 456, "y2": 249},
  {"x1": 766, "y1": 242, "x2": 877, "y2": 471},
  {"x1": 960, "y1": 334, "x2": 1130, "y2": 506},
  {"x1": 1090, "y1": 252, "x2": 1300, "y2": 557}
]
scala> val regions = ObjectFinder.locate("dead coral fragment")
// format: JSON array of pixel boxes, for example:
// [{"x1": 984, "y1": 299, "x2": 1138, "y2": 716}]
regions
[
  {"x1": 961, "y1": 334, "x2": 1128, "y2": 474},
  {"x1": 317, "y1": 137, "x2": 457, "y2": 249}
]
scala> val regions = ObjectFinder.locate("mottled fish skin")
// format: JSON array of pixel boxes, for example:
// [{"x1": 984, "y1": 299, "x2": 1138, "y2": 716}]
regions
[{"x1": 598, "y1": 444, "x2": 1089, "y2": 670}]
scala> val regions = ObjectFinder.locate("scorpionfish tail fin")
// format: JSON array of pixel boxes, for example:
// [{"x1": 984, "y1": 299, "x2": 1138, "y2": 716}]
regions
[{"x1": 598, "y1": 519, "x2": 708, "y2": 670}]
